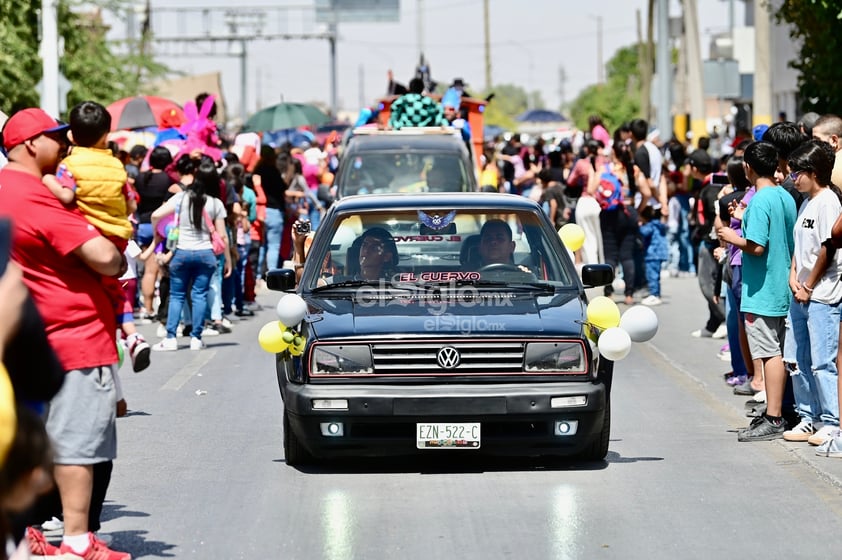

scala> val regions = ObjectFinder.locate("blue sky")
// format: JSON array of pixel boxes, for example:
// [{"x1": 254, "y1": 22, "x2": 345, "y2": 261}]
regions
[{"x1": 124, "y1": 0, "x2": 743, "y2": 120}]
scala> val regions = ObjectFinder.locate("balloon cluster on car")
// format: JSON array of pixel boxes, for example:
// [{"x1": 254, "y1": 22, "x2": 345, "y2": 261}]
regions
[
  {"x1": 585, "y1": 297, "x2": 659, "y2": 361},
  {"x1": 257, "y1": 294, "x2": 308, "y2": 356},
  {"x1": 559, "y1": 224, "x2": 659, "y2": 361}
]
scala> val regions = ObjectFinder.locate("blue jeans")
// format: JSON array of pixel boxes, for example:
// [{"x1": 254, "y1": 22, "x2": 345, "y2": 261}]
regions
[
  {"x1": 206, "y1": 255, "x2": 224, "y2": 322},
  {"x1": 789, "y1": 297, "x2": 840, "y2": 426},
  {"x1": 166, "y1": 249, "x2": 216, "y2": 340},
  {"x1": 264, "y1": 207, "x2": 285, "y2": 271},
  {"x1": 644, "y1": 259, "x2": 663, "y2": 297},
  {"x1": 222, "y1": 245, "x2": 249, "y2": 314},
  {"x1": 725, "y1": 273, "x2": 748, "y2": 378},
  {"x1": 667, "y1": 195, "x2": 695, "y2": 274}
]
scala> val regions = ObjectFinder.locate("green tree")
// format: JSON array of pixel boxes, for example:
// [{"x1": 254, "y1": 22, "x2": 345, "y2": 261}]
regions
[
  {"x1": 478, "y1": 83, "x2": 531, "y2": 131},
  {"x1": 568, "y1": 45, "x2": 642, "y2": 133},
  {"x1": 0, "y1": 0, "x2": 167, "y2": 117},
  {"x1": 775, "y1": 0, "x2": 842, "y2": 114}
]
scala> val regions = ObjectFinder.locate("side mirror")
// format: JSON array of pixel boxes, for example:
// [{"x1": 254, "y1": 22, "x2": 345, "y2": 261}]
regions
[
  {"x1": 581, "y1": 264, "x2": 614, "y2": 288},
  {"x1": 267, "y1": 269, "x2": 296, "y2": 292}
]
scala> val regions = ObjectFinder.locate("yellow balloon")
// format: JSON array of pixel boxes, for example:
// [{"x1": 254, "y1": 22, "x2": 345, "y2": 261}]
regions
[
  {"x1": 0, "y1": 363, "x2": 16, "y2": 466},
  {"x1": 587, "y1": 296, "x2": 621, "y2": 330},
  {"x1": 559, "y1": 223, "x2": 585, "y2": 252},
  {"x1": 258, "y1": 321, "x2": 290, "y2": 354}
]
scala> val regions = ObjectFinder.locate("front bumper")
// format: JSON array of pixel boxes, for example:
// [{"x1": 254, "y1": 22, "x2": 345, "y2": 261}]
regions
[{"x1": 282, "y1": 381, "x2": 607, "y2": 458}]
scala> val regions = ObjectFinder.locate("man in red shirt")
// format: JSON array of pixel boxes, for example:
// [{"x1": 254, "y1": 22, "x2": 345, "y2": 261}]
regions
[{"x1": 0, "y1": 108, "x2": 131, "y2": 559}]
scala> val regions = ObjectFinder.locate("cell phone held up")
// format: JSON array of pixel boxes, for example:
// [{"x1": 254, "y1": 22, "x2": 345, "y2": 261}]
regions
[
  {"x1": 710, "y1": 173, "x2": 730, "y2": 186},
  {"x1": 295, "y1": 221, "x2": 311, "y2": 235}
]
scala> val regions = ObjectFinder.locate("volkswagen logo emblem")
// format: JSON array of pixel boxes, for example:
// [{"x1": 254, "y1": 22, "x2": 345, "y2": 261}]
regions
[{"x1": 437, "y1": 346, "x2": 461, "y2": 369}]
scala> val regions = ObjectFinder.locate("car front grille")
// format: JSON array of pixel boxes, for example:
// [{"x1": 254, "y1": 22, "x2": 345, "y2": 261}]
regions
[{"x1": 371, "y1": 341, "x2": 525, "y2": 375}]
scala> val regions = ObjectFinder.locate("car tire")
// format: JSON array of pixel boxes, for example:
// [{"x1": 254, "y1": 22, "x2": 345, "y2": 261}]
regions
[
  {"x1": 579, "y1": 400, "x2": 611, "y2": 461},
  {"x1": 283, "y1": 409, "x2": 314, "y2": 466}
]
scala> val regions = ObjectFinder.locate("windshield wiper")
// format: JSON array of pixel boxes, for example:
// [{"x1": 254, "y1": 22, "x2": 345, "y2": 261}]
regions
[
  {"x1": 311, "y1": 279, "x2": 383, "y2": 292},
  {"x1": 448, "y1": 279, "x2": 558, "y2": 293}
]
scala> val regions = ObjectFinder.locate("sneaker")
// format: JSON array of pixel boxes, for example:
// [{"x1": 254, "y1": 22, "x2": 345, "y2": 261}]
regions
[
  {"x1": 807, "y1": 424, "x2": 837, "y2": 446},
  {"x1": 815, "y1": 429, "x2": 842, "y2": 458},
  {"x1": 27, "y1": 527, "x2": 59, "y2": 555},
  {"x1": 719, "y1": 350, "x2": 732, "y2": 362},
  {"x1": 692, "y1": 328, "x2": 715, "y2": 338},
  {"x1": 712, "y1": 324, "x2": 728, "y2": 339},
  {"x1": 244, "y1": 301, "x2": 261, "y2": 311},
  {"x1": 235, "y1": 308, "x2": 255, "y2": 317},
  {"x1": 190, "y1": 337, "x2": 205, "y2": 350},
  {"x1": 726, "y1": 374, "x2": 747, "y2": 386},
  {"x1": 202, "y1": 326, "x2": 220, "y2": 337},
  {"x1": 137, "y1": 311, "x2": 155, "y2": 325},
  {"x1": 738, "y1": 415, "x2": 785, "y2": 442},
  {"x1": 94, "y1": 533, "x2": 113, "y2": 547},
  {"x1": 152, "y1": 337, "x2": 177, "y2": 352},
  {"x1": 128, "y1": 335, "x2": 151, "y2": 373},
  {"x1": 155, "y1": 324, "x2": 167, "y2": 338},
  {"x1": 746, "y1": 404, "x2": 767, "y2": 418},
  {"x1": 58, "y1": 532, "x2": 131, "y2": 560},
  {"x1": 211, "y1": 322, "x2": 232, "y2": 334},
  {"x1": 221, "y1": 317, "x2": 233, "y2": 328},
  {"x1": 783, "y1": 419, "x2": 816, "y2": 442},
  {"x1": 641, "y1": 295, "x2": 661, "y2": 306},
  {"x1": 41, "y1": 516, "x2": 64, "y2": 532}
]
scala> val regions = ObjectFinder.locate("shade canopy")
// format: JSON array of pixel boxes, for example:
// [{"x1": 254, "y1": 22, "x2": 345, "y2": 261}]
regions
[{"x1": 242, "y1": 102, "x2": 331, "y2": 133}]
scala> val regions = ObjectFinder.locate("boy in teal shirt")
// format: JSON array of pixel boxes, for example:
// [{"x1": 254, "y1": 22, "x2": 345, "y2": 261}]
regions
[{"x1": 718, "y1": 141, "x2": 796, "y2": 441}]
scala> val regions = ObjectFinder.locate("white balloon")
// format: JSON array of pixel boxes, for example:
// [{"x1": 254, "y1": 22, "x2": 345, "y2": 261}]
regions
[
  {"x1": 276, "y1": 294, "x2": 308, "y2": 327},
  {"x1": 598, "y1": 327, "x2": 632, "y2": 361},
  {"x1": 619, "y1": 305, "x2": 659, "y2": 343}
]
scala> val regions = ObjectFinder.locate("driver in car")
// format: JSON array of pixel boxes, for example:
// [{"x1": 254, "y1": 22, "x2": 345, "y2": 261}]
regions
[{"x1": 476, "y1": 219, "x2": 534, "y2": 275}]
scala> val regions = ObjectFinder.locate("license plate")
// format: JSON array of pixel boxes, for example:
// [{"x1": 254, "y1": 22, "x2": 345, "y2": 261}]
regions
[{"x1": 416, "y1": 423, "x2": 481, "y2": 449}]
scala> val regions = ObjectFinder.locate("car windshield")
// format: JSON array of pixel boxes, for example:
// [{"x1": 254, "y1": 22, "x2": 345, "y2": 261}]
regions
[
  {"x1": 338, "y1": 153, "x2": 470, "y2": 196},
  {"x1": 303, "y1": 209, "x2": 577, "y2": 290}
]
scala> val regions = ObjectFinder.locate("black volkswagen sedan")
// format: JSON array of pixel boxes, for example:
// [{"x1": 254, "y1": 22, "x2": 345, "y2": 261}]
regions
[{"x1": 268, "y1": 193, "x2": 614, "y2": 465}]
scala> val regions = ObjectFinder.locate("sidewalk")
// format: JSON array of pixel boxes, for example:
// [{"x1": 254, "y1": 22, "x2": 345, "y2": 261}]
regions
[{"x1": 617, "y1": 274, "x2": 842, "y2": 489}]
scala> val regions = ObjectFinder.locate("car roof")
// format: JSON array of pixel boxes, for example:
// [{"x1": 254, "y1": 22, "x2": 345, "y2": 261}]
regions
[
  {"x1": 345, "y1": 132, "x2": 467, "y2": 153},
  {"x1": 331, "y1": 192, "x2": 541, "y2": 213}
]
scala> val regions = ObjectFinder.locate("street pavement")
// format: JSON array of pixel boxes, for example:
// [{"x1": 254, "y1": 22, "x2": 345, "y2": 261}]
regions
[{"x1": 608, "y1": 273, "x2": 842, "y2": 489}]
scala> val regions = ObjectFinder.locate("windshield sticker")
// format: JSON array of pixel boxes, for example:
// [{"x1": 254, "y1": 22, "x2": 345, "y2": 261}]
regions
[
  {"x1": 397, "y1": 271, "x2": 480, "y2": 282},
  {"x1": 394, "y1": 235, "x2": 461, "y2": 242},
  {"x1": 418, "y1": 210, "x2": 457, "y2": 230}
]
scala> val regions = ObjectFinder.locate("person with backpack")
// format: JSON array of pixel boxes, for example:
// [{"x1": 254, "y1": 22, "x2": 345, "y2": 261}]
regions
[{"x1": 591, "y1": 145, "x2": 638, "y2": 305}]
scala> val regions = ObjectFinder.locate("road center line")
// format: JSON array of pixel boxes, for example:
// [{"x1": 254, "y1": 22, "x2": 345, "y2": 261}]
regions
[{"x1": 160, "y1": 350, "x2": 217, "y2": 391}]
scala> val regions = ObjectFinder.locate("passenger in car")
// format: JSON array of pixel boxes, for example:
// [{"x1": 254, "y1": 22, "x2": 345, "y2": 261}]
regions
[
  {"x1": 425, "y1": 159, "x2": 462, "y2": 192},
  {"x1": 347, "y1": 227, "x2": 400, "y2": 280}
]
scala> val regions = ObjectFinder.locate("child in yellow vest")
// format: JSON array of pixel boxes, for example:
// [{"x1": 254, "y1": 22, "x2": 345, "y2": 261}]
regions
[{"x1": 42, "y1": 101, "x2": 151, "y2": 372}]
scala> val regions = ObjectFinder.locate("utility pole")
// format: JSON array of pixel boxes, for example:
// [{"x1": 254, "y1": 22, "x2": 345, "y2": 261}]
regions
[
  {"x1": 637, "y1": 8, "x2": 652, "y2": 123},
  {"x1": 656, "y1": 0, "x2": 672, "y2": 139},
  {"x1": 683, "y1": 0, "x2": 707, "y2": 146},
  {"x1": 753, "y1": 0, "x2": 771, "y2": 125},
  {"x1": 483, "y1": 0, "x2": 491, "y2": 91},
  {"x1": 417, "y1": 0, "x2": 425, "y2": 67},
  {"x1": 40, "y1": 0, "x2": 60, "y2": 116},
  {"x1": 596, "y1": 15, "x2": 604, "y2": 85},
  {"x1": 558, "y1": 66, "x2": 567, "y2": 111}
]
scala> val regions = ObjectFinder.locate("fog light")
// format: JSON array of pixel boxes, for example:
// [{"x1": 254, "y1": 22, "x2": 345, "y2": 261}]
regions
[
  {"x1": 312, "y1": 399, "x2": 349, "y2": 410},
  {"x1": 554, "y1": 420, "x2": 579, "y2": 436},
  {"x1": 319, "y1": 422, "x2": 345, "y2": 437},
  {"x1": 551, "y1": 396, "x2": 587, "y2": 408}
]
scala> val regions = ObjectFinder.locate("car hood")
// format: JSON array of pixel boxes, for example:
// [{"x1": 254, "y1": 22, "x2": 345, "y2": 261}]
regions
[{"x1": 304, "y1": 291, "x2": 586, "y2": 339}]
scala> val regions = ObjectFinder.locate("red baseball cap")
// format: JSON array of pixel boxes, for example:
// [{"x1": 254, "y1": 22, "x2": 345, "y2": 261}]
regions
[{"x1": 1, "y1": 108, "x2": 69, "y2": 151}]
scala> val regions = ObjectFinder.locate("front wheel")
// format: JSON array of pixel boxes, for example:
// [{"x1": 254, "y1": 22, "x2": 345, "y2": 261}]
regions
[
  {"x1": 579, "y1": 400, "x2": 610, "y2": 461},
  {"x1": 283, "y1": 409, "x2": 314, "y2": 467}
]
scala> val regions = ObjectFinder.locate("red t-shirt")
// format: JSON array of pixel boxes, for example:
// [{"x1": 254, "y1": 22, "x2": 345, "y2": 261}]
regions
[{"x1": 0, "y1": 167, "x2": 118, "y2": 370}]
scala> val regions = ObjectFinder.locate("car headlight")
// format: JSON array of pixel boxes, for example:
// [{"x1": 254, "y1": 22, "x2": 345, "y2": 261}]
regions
[
  {"x1": 524, "y1": 342, "x2": 586, "y2": 373},
  {"x1": 311, "y1": 345, "x2": 373, "y2": 375}
]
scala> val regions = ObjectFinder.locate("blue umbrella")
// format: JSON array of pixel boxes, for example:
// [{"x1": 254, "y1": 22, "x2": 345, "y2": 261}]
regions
[
  {"x1": 515, "y1": 109, "x2": 567, "y2": 123},
  {"x1": 263, "y1": 128, "x2": 316, "y2": 148}
]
